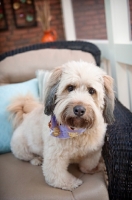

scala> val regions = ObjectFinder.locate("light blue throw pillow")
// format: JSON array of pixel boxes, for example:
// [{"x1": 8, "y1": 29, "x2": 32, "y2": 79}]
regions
[{"x1": 0, "y1": 78, "x2": 39, "y2": 154}]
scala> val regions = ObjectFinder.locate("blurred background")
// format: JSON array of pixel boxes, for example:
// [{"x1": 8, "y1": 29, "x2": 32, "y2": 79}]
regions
[
  {"x1": 0, "y1": 0, "x2": 132, "y2": 110},
  {"x1": 1, "y1": 0, "x2": 132, "y2": 54}
]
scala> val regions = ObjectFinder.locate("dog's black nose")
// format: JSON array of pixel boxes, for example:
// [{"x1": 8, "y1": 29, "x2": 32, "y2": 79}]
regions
[{"x1": 73, "y1": 105, "x2": 86, "y2": 117}]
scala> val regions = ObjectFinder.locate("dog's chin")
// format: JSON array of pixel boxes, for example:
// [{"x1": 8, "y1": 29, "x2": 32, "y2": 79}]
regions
[{"x1": 63, "y1": 116, "x2": 94, "y2": 129}]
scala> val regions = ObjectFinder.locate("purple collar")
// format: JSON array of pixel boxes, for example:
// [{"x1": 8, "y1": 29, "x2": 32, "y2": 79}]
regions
[{"x1": 49, "y1": 115, "x2": 86, "y2": 139}]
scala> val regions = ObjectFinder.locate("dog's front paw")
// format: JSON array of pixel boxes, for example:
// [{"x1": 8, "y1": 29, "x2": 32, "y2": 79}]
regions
[
  {"x1": 61, "y1": 178, "x2": 83, "y2": 191},
  {"x1": 45, "y1": 173, "x2": 83, "y2": 191},
  {"x1": 30, "y1": 156, "x2": 43, "y2": 166}
]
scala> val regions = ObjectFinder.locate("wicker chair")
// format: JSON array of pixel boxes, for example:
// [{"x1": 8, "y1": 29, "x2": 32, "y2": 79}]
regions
[{"x1": 0, "y1": 41, "x2": 132, "y2": 200}]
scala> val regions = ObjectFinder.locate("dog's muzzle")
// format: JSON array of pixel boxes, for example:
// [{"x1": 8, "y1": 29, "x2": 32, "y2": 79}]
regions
[{"x1": 62, "y1": 105, "x2": 95, "y2": 129}]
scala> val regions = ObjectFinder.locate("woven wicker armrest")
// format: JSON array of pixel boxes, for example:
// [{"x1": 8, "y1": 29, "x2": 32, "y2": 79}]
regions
[
  {"x1": 103, "y1": 99, "x2": 132, "y2": 200},
  {"x1": 0, "y1": 41, "x2": 101, "y2": 66}
]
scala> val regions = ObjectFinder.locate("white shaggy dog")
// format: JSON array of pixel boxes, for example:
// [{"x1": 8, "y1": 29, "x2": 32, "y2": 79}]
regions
[{"x1": 8, "y1": 61, "x2": 115, "y2": 191}]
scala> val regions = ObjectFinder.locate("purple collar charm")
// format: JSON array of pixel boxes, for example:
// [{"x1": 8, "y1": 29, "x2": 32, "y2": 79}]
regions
[{"x1": 49, "y1": 115, "x2": 86, "y2": 139}]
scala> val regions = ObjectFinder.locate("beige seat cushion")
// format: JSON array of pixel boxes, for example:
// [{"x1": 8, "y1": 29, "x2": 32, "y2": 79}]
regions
[
  {"x1": 0, "y1": 49, "x2": 95, "y2": 84},
  {"x1": 0, "y1": 153, "x2": 109, "y2": 200}
]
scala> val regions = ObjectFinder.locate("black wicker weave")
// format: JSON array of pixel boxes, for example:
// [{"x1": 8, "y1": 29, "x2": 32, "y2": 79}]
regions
[
  {"x1": 103, "y1": 99, "x2": 132, "y2": 200},
  {"x1": 0, "y1": 41, "x2": 132, "y2": 200}
]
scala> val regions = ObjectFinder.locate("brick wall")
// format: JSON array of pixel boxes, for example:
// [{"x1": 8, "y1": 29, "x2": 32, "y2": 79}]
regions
[
  {"x1": 72, "y1": 0, "x2": 107, "y2": 39},
  {"x1": 0, "y1": 0, "x2": 65, "y2": 54}
]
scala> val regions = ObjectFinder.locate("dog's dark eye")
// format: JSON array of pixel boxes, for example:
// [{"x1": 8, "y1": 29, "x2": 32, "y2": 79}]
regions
[
  {"x1": 88, "y1": 87, "x2": 96, "y2": 95},
  {"x1": 67, "y1": 85, "x2": 75, "y2": 92}
]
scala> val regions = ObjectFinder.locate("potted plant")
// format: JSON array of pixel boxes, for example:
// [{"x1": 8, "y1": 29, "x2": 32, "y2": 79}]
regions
[{"x1": 36, "y1": 0, "x2": 57, "y2": 42}]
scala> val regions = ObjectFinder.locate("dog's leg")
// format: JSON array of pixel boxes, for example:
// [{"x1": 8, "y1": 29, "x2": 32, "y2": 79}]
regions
[
  {"x1": 11, "y1": 131, "x2": 43, "y2": 166},
  {"x1": 79, "y1": 150, "x2": 104, "y2": 174},
  {"x1": 12, "y1": 139, "x2": 43, "y2": 166},
  {"x1": 11, "y1": 132, "x2": 33, "y2": 160},
  {"x1": 43, "y1": 156, "x2": 83, "y2": 190}
]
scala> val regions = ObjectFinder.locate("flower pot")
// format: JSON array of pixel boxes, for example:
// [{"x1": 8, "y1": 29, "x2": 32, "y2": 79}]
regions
[{"x1": 41, "y1": 29, "x2": 57, "y2": 42}]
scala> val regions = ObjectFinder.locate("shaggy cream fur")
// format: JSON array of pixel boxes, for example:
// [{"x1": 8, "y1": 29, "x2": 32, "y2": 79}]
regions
[{"x1": 8, "y1": 61, "x2": 115, "y2": 190}]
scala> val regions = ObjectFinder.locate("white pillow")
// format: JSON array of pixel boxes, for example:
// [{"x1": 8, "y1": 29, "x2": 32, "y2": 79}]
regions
[{"x1": 36, "y1": 70, "x2": 51, "y2": 103}]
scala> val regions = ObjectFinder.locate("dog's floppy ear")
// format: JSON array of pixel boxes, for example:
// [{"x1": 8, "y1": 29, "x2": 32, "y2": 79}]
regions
[
  {"x1": 44, "y1": 67, "x2": 62, "y2": 116},
  {"x1": 103, "y1": 75, "x2": 115, "y2": 124}
]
